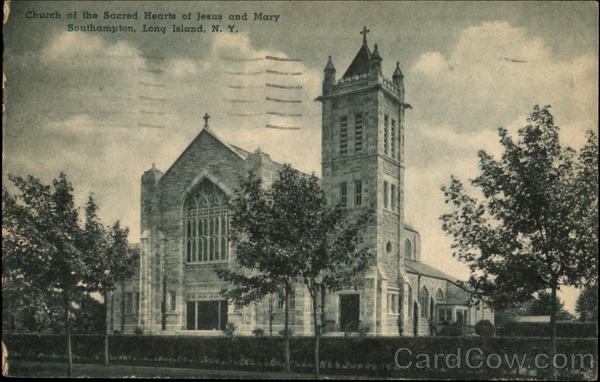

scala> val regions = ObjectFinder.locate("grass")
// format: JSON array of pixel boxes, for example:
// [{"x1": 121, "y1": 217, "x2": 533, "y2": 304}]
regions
[{"x1": 8, "y1": 360, "x2": 382, "y2": 379}]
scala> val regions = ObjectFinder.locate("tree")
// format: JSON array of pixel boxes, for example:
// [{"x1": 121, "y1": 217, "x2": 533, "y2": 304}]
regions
[
  {"x1": 274, "y1": 168, "x2": 373, "y2": 379},
  {"x1": 3, "y1": 173, "x2": 87, "y2": 377},
  {"x1": 218, "y1": 165, "x2": 374, "y2": 378},
  {"x1": 494, "y1": 299, "x2": 533, "y2": 328},
  {"x1": 440, "y1": 106, "x2": 598, "y2": 374},
  {"x1": 575, "y1": 285, "x2": 598, "y2": 322},
  {"x1": 216, "y1": 169, "x2": 302, "y2": 372},
  {"x1": 527, "y1": 291, "x2": 574, "y2": 321},
  {"x1": 72, "y1": 294, "x2": 105, "y2": 333},
  {"x1": 80, "y1": 196, "x2": 139, "y2": 366}
]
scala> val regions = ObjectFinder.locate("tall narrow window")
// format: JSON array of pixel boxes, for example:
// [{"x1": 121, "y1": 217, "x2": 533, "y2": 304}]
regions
[
  {"x1": 354, "y1": 180, "x2": 362, "y2": 207},
  {"x1": 340, "y1": 116, "x2": 348, "y2": 154},
  {"x1": 383, "y1": 181, "x2": 389, "y2": 209},
  {"x1": 125, "y1": 292, "x2": 133, "y2": 313},
  {"x1": 391, "y1": 119, "x2": 396, "y2": 158},
  {"x1": 391, "y1": 184, "x2": 397, "y2": 211},
  {"x1": 355, "y1": 113, "x2": 363, "y2": 152},
  {"x1": 134, "y1": 292, "x2": 140, "y2": 313},
  {"x1": 405, "y1": 239, "x2": 413, "y2": 260},
  {"x1": 339, "y1": 182, "x2": 347, "y2": 207},
  {"x1": 420, "y1": 287, "x2": 430, "y2": 319},
  {"x1": 169, "y1": 291, "x2": 176, "y2": 311},
  {"x1": 384, "y1": 115, "x2": 389, "y2": 155},
  {"x1": 185, "y1": 180, "x2": 230, "y2": 263}
]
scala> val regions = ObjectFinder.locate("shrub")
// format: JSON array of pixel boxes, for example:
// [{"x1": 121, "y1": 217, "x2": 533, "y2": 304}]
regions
[
  {"x1": 223, "y1": 323, "x2": 236, "y2": 336},
  {"x1": 357, "y1": 324, "x2": 370, "y2": 336},
  {"x1": 497, "y1": 321, "x2": 597, "y2": 338},
  {"x1": 342, "y1": 320, "x2": 359, "y2": 335},
  {"x1": 278, "y1": 328, "x2": 292, "y2": 336},
  {"x1": 437, "y1": 323, "x2": 464, "y2": 336},
  {"x1": 474, "y1": 319, "x2": 495, "y2": 337},
  {"x1": 3, "y1": 334, "x2": 596, "y2": 378},
  {"x1": 134, "y1": 327, "x2": 144, "y2": 335},
  {"x1": 251, "y1": 328, "x2": 264, "y2": 337}
]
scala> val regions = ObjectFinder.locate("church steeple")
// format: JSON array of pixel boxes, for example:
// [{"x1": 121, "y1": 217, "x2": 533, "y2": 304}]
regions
[{"x1": 342, "y1": 26, "x2": 372, "y2": 79}]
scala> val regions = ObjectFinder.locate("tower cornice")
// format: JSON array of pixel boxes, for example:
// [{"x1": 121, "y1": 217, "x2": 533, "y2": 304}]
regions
[{"x1": 316, "y1": 82, "x2": 405, "y2": 106}]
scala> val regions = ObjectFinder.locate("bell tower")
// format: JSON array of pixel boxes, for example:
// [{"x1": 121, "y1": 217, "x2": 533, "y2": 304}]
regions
[{"x1": 317, "y1": 27, "x2": 409, "y2": 334}]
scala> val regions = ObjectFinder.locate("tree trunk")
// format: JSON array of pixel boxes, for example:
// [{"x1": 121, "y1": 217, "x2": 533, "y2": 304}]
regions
[
  {"x1": 550, "y1": 284, "x2": 558, "y2": 380},
  {"x1": 120, "y1": 283, "x2": 125, "y2": 333},
  {"x1": 268, "y1": 296, "x2": 273, "y2": 336},
  {"x1": 161, "y1": 276, "x2": 167, "y2": 331},
  {"x1": 320, "y1": 289, "x2": 326, "y2": 335},
  {"x1": 103, "y1": 291, "x2": 109, "y2": 366},
  {"x1": 312, "y1": 289, "x2": 320, "y2": 379},
  {"x1": 64, "y1": 298, "x2": 73, "y2": 378},
  {"x1": 284, "y1": 288, "x2": 290, "y2": 372}
]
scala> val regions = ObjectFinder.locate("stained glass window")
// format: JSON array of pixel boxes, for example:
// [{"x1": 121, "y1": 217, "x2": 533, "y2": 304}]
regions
[{"x1": 185, "y1": 180, "x2": 230, "y2": 263}]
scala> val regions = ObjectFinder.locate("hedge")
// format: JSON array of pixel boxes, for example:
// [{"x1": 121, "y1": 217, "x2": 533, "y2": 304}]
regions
[
  {"x1": 497, "y1": 322, "x2": 598, "y2": 338},
  {"x1": 3, "y1": 334, "x2": 597, "y2": 379}
]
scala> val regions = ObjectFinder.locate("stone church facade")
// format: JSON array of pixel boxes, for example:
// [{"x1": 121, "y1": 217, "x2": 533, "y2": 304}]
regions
[{"x1": 108, "y1": 32, "x2": 493, "y2": 336}]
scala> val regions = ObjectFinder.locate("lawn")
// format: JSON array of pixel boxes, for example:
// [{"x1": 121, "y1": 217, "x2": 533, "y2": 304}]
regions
[{"x1": 8, "y1": 360, "x2": 382, "y2": 379}]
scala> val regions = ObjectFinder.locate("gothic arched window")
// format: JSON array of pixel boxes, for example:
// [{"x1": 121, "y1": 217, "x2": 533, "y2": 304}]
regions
[
  {"x1": 419, "y1": 287, "x2": 430, "y2": 319},
  {"x1": 184, "y1": 179, "x2": 230, "y2": 263},
  {"x1": 436, "y1": 289, "x2": 444, "y2": 302},
  {"x1": 404, "y1": 239, "x2": 413, "y2": 260}
]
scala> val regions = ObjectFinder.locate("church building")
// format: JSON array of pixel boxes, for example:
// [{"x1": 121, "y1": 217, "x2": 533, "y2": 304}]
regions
[{"x1": 108, "y1": 29, "x2": 494, "y2": 336}]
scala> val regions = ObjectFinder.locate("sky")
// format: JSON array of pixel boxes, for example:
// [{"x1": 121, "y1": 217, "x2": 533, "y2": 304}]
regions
[{"x1": 3, "y1": 1, "x2": 598, "y2": 313}]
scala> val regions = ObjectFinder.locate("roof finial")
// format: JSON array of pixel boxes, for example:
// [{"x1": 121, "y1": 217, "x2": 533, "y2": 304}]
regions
[
  {"x1": 360, "y1": 26, "x2": 370, "y2": 45},
  {"x1": 203, "y1": 112, "x2": 210, "y2": 129},
  {"x1": 152, "y1": 162, "x2": 156, "y2": 169}
]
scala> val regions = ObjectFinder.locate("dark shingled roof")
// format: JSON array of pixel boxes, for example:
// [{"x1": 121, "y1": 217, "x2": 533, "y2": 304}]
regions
[
  {"x1": 342, "y1": 43, "x2": 371, "y2": 79},
  {"x1": 405, "y1": 259, "x2": 461, "y2": 284}
]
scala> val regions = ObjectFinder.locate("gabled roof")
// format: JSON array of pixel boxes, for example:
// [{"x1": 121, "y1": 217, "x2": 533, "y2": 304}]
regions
[
  {"x1": 342, "y1": 43, "x2": 371, "y2": 79},
  {"x1": 229, "y1": 144, "x2": 251, "y2": 159},
  {"x1": 405, "y1": 259, "x2": 461, "y2": 284},
  {"x1": 160, "y1": 127, "x2": 246, "y2": 181}
]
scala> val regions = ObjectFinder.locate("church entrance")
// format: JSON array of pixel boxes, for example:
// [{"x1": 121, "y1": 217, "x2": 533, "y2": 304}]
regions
[
  {"x1": 186, "y1": 300, "x2": 228, "y2": 330},
  {"x1": 339, "y1": 294, "x2": 360, "y2": 331}
]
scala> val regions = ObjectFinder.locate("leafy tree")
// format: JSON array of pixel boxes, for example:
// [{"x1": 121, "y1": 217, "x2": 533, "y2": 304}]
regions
[
  {"x1": 72, "y1": 294, "x2": 105, "y2": 333},
  {"x1": 494, "y1": 299, "x2": 533, "y2": 328},
  {"x1": 19, "y1": 296, "x2": 64, "y2": 333},
  {"x1": 80, "y1": 196, "x2": 139, "y2": 366},
  {"x1": 575, "y1": 285, "x2": 598, "y2": 322},
  {"x1": 440, "y1": 106, "x2": 598, "y2": 372},
  {"x1": 218, "y1": 165, "x2": 373, "y2": 378},
  {"x1": 274, "y1": 168, "x2": 373, "y2": 379},
  {"x1": 527, "y1": 291, "x2": 574, "y2": 321},
  {"x1": 3, "y1": 174, "x2": 138, "y2": 375},
  {"x1": 3, "y1": 173, "x2": 87, "y2": 377},
  {"x1": 216, "y1": 169, "x2": 301, "y2": 372}
]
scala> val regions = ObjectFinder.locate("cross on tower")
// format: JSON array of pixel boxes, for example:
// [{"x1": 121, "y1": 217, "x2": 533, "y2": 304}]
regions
[
  {"x1": 360, "y1": 26, "x2": 370, "y2": 45},
  {"x1": 203, "y1": 113, "x2": 210, "y2": 128}
]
